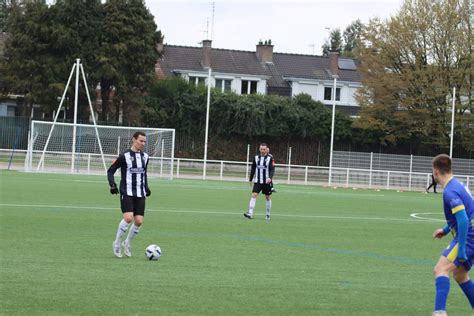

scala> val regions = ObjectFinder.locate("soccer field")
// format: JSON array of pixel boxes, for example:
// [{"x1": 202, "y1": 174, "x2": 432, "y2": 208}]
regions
[{"x1": 0, "y1": 170, "x2": 471, "y2": 315}]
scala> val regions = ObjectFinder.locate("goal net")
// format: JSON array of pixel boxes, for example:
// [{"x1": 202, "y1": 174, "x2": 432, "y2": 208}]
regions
[{"x1": 25, "y1": 121, "x2": 175, "y2": 178}]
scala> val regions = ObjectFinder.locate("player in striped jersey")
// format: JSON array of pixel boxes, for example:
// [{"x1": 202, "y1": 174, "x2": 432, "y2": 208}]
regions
[
  {"x1": 431, "y1": 154, "x2": 474, "y2": 315},
  {"x1": 244, "y1": 143, "x2": 275, "y2": 220},
  {"x1": 107, "y1": 131, "x2": 151, "y2": 258}
]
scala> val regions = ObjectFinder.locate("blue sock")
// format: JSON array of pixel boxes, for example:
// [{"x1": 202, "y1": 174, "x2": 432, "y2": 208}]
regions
[
  {"x1": 435, "y1": 276, "x2": 450, "y2": 311},
  {"x1": 460, "y1": 280, "x2": 474, "y2": 308}
]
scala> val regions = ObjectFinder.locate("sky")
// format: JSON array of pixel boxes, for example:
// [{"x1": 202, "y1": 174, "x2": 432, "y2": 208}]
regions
[{"x1": 146, "y1": 0, "x2": 405, "y2": 56}]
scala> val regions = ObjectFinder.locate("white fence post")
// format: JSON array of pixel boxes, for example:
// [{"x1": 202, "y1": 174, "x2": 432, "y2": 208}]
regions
[
  {"x1": 176, "y1": 158, "x2": 180, "y2": 178},
  {"x1": 117, "y1": 136, "x2": 121, "y2": 156},
  {"x1": 87, "y1": 153, "x2": 91, "y2": 174},
  {"x1": 409, "y1": 154, "x2": 413, "y2": 191},
  {"x1": 287, "y1": 147, "x2": 292, "y2": 184},
  {"x1": 304, "y1": 166, "x2": 308, "y2": 185},
  {"x1": 220, "y1": 161, "x2": 224, "y2": 180},
  {"x1": 160, "y1": 140, "x2": 164, "y2": 178},
  {"x1": 387, "y1": 171, "x2": 390, "y2": 190},
  {"x1": 426, "y1": 173, "x2": 431, "y2": 189},
  {"x1": 369, "y1": 152, "x2": 373, "y2": 189},
  {"x1": 346, "y1": 168, "x2": 350, "y2": 188},
  {"x1": 245, "y1": 144, "x2": 250, "y2": 181}
]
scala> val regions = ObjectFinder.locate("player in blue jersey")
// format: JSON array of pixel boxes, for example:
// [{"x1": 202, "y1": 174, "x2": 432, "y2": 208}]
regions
[{"x1": 431, "y1": 154, "x2": 474, "y2": 315}]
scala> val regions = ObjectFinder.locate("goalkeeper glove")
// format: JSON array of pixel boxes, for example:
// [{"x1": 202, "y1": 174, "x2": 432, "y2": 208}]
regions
[
  {"x1": 146, "y1": 188, "x2": 151, "y2": 197},
  {"x1": 110, "y1": 184, "x2": 119, "y2": 194}
]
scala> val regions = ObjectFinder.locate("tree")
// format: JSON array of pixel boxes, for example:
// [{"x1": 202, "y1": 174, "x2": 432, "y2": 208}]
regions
[
  {"x1": 0, "y1": 0, "x2": 9, "y2": 32},
  {"x1": 354, "y1": 0, "x2": 472, "y2": 151},
  {"x1": 97, "y1": 0, "x2": 160, "y2": 123},
  {"x1": 0, "y1": 1, "x2": 65, "y2": 116},
  {"x1": 321, "y1": 20, "x2": 363, "y2": 57},
  {"x1": 342, "y1": 19, "x2": 363, "y2": 58},
  {"x1": 321, "y1": 29, "x2": 343, "y2": 56}
]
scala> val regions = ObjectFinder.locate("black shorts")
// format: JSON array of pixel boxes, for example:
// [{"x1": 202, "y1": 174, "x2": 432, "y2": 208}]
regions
[
  {"x1": 252, "y1": 183, "x2": 272, "y2": 196},
  {"x1": 120, "y1": 194, "x2": 146, "y2": 216}
]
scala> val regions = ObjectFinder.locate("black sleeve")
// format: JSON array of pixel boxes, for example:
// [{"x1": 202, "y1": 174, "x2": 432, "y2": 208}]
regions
[
  {"x1": 107, "y1": 154, "x2": 124, "y2": 187},
  {"x1": 144, "y1": 158, "x2": 150, "y2": 191},
  {"x1": 249, "y1": 157, "x2": 256, "y2": 182},
  {"x1": 269, "y1": 157, "x2": 275, "y2": 179}
]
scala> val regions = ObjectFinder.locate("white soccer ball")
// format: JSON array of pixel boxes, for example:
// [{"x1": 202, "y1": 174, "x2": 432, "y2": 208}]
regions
[{"x1": 145, "y1": 244, "x2": 162, "y2": 260}]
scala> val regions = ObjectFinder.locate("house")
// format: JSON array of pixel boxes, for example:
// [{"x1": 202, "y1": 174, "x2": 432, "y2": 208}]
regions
[{"x1": 155, "y1": 40, "x2": 362, "y2": 116}]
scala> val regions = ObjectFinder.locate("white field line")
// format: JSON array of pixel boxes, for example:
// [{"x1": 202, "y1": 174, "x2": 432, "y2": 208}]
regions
[
  {"x1": 0, "y1": 202, "x2": 436, "y2": 223},
  {"x1": 36, "y1": 178, "x2": 386, "y2": 197},
  {"x1": 410, "y1": 212, "x2": 445, "y2": 222}
]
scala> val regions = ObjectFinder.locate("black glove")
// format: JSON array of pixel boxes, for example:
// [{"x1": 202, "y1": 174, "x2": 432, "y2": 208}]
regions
[
  {"x1": 146, "y1": 188, "x2": 151, "y2": 197},
  {"x1": 110, "y1": 184, "x2": 119, "y2": 194}
]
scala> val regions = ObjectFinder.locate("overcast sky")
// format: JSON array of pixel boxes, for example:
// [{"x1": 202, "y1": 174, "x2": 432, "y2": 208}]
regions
[{"x1": 146, "y1": 0, "x2": 405, "y2": 56}]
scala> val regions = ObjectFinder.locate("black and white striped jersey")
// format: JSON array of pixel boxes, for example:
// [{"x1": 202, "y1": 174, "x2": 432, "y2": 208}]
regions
[
  {"x1": 249, "y1": 154, "x2": 275, "y2": 184},
  {"x1": 107, "y1": 149, "x2": 150, "y2": 198}
]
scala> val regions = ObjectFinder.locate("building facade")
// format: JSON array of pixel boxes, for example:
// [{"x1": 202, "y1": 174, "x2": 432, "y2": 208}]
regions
[{"x1": 155, "y1": 40, "x2": 362, "y2": 116}]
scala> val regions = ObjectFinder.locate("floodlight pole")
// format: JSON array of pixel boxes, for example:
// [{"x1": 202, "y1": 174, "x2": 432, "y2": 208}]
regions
[
  {"x1": 203, "y1": 67, "x2": 212, "y2": 179},
  {"x1": 328, "y1": 76, "x2": 338, "y2": 186},
  {"x1": 71, "y1": 58, "x2": 80, "y2": 172},
  {"x1": 449, "y1": 87, "x2": 456, "y2": 158}
]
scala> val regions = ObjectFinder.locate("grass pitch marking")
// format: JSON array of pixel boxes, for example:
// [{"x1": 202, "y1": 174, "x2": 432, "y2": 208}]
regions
[
  {"x1": 410, "y1": 212, "x2": 445, "y2": 222},
  {"x1": 1, "y1": 202, "x2": 433, "y2": 223}
]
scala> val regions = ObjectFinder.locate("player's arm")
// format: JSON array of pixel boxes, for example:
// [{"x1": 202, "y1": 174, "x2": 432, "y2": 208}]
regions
[
  {"x1": 269, "y1": 157, "x2": 275, "y2": 181},
  {"x1": 144, "y1": 158, "x2": 151, "y2": 197},
  {"x1": 107, "y1": 154, "x2": 124, "y2": 194},
  {"x1": 445, "y1": 190, "x2": 469, "y2": 260},
  {"x1": 455, "y1": 208, "x2": 468, "y2": 261},
  {"x1": 249, "y1": 158, "x2": 256, "y2": 182}
]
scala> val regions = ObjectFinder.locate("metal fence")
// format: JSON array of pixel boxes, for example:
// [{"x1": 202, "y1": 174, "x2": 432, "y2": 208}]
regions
[
  {"x1": 2, "y1": 149, "x2": 472, "y2": 192},
  {"x1": 333, "y1": 151, "x2": 474, "y2": 176}
]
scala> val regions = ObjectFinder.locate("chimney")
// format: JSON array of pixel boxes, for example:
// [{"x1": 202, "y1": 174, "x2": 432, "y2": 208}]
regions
[
  {"x1": 256, "y1": 40, "x2": 273, "y2": 64},
  {"x1": 201, "y1": 39, "x2": 212, "y2": 69},
  {"x1": 329, "y1": 49, "x2": 340, "y2": 77}
]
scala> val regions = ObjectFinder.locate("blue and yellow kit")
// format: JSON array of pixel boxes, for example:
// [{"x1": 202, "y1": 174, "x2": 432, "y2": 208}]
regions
[{"x1": 441, "y1": 177, "x2": 474, "y2": 269}]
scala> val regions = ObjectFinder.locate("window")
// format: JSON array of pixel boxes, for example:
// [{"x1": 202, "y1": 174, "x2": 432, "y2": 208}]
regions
[
  {"x1": 215, "y1": 79, "x2": 232, "y2": 92},
  {"x1": 324, "y1": 87, "x2": 341, "y2": 101},
  {"x1": 189, "y1": 76, "x2": 206, "y2": 86},
  {"x1": 241, "y1": 80, "x2": 258, "y2": 95}
]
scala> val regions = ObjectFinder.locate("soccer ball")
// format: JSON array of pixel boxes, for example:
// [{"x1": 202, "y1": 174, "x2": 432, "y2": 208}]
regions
[{"x1": 145, "y1": 244, "x2": 162, "y2": 261}]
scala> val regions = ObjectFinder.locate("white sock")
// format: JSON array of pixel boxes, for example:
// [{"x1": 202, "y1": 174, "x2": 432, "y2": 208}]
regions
[
  {"x1": 266, "y1": 199, "x2": 272, "y2": 216},
  {"x1": 115, "y1": 219, "x2": 130, "y2": 243},
  {"x1": 248, "y1": 197, "x2": 256, "y2": 215},
  {"x1": 125, "y1": 224, "x2": 141, "y2": 244}
]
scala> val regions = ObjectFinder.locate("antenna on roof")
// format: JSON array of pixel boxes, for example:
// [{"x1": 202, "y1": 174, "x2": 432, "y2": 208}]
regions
[
  {"x1": 205, "y1": 18, "x2": 209, "y2": 40},
  {"x1": 210, "y1": 2, "x2": 215, "y2": 41}
]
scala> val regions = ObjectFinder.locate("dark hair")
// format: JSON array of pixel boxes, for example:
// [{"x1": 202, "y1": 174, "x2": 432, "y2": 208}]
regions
[
  {"x1": 259, "y1": 143, "x2": 268, "y2": 147},
  {"x1": 132, "y1": 131, "x2": 146, "y2": 139},
  {"x1": 432, "y1": 154, "x2": 452, "y2": 175}
]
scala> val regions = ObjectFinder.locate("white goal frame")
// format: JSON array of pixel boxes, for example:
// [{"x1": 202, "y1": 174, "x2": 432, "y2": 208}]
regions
[{"x1": 24, "y1": 59, "x2": 175, "y2": 178}]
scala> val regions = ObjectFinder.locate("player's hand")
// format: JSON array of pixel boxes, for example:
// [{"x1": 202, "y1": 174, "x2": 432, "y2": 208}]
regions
[
  {"x1": 110, "y1": 184, "x2": 119, "y2": 195},
  {"x1": 433, "y1": 228, "x2": 445, "y2": 239},
  {"x1": 266, "y1": 178, "x2": 272, "y2": 184},
  {"x1": 146, "y1": 188, "x2": 151, "y2": 197}
]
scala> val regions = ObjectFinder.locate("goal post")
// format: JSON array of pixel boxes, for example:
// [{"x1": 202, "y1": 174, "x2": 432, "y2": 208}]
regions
[{"x1": 25, "y1": 121, "x2": 175, "y2": 178}]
